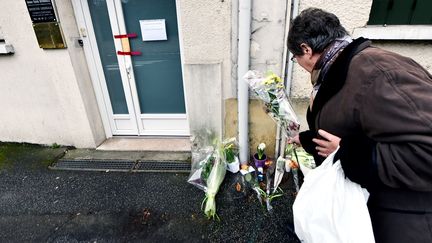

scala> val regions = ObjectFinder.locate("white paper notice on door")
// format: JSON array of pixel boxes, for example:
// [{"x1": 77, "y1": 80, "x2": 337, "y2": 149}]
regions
[{"x1": 139, "y1": 19, "x2": 167, "y2": 41}]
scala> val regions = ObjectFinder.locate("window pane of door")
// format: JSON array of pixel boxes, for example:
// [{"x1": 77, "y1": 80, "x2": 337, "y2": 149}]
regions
[
  {"x1": 122, "y1": 0, "x2": 186, "y2": 114},
  {"x1": 88, "y1": 0, "x2": 129, "y2": 114}
]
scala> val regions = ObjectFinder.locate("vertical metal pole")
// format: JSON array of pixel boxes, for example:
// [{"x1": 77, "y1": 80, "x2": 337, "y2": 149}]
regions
[{"x1": 238, "y1": 0, "x2": 251, "y2": 164}]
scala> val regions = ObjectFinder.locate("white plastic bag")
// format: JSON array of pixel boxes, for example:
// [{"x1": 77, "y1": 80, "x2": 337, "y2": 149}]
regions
[{"x1": 293, "y1": 149, "x2": 375, "y2": 243}]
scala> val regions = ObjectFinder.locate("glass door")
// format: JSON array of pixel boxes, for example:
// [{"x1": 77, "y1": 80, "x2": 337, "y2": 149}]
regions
[{"x1": 84, "y1": 0, "x2": 189, "y2": 136}]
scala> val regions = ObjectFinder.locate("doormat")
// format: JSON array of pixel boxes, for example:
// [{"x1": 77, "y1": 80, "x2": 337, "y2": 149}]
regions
[{"x1": 50, "y1": 159, "x2": 190, "y2": 173}]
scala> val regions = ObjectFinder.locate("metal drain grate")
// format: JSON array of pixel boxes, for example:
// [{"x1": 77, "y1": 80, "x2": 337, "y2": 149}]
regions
[
  {"x1": 136, "y1": 161, "x2": 191, "y2": 173},
  {"x1": 50, "y1": 159, "x2": 191, "y2": 173},
  {"x1": 51, "y1": 159, "x2": 135, "y2": 172}
]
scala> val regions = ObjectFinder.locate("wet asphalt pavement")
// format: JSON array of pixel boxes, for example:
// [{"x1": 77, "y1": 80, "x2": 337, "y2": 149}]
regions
[{"x1": 0, "y1": 143, "x2": 300, "y2": 242}]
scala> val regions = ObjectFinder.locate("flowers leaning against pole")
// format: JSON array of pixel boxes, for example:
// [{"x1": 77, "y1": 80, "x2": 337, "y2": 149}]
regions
[
  {"x1": 263, "y1": 73, "x2": 283, "y2": 116},
  {"x1": 243, "y1": 70, "x2": 301, "y2": 138}
]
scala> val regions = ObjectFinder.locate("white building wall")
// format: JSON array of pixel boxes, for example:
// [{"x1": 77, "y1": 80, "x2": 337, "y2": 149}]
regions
[
  {"x1": 290, "y1": 0, "x2": 432, "y2": 99},
  {"x1": 0, "y1": 0, "x2": 233, "y2": 148},
  {"x1": 249, "y1": 0, "x2": 290, "y2": 78},
  {"x1": 1, "y1": 0, "x2": 430, "y2": 148},
  {"x1": 178, "y1": 0, "x2": 232, "y2": 142},
  {"x1": 0, "y1": 0, "x2": 104, "y2": 148}
]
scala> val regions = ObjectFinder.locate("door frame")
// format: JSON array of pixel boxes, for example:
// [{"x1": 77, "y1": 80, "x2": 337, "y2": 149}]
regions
[{"x1": 71, "y1": 0, "x2": 189, "y2": 137}]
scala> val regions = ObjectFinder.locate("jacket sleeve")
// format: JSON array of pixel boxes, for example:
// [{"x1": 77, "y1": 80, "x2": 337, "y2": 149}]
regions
[
  {"x1": 299, "y1": 130, "x2": 317, "y2": 155},
  {"x1": 299, "y1": 130, "x2": 326, "y2": 166},
  {"x1": 358, "y1": 61, "x2": 432, "y2": 191}
]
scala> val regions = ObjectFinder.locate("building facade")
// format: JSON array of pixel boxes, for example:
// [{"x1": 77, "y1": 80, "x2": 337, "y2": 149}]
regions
[{"x1": 0, "y1": 0, "x2": 431, "y2": 158}]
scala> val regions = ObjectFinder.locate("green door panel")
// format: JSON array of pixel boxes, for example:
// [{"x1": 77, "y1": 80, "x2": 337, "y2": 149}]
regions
[
  {"x1": 88, "y1": 0, "x2": 128, "y2": 114},
  {"x1": 122, "y1": 0, "x2": 186, "y2": 114}
]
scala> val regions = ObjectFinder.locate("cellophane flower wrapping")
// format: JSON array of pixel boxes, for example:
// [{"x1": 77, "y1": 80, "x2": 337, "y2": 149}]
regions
[
  {"x1": 188, "y1": 138, "x2": 232, "y2": 220},
  {"x1": 187, "y1": 145, "x2": 216, "y2": 191},
  {"x1": 285, "y1": 143, "x2": 316, "y2": 173},
  {"x1": 243, "y1": 70, "x2": 300, "y2": 138},
  {"x1": 285, "y1": 143, "x2": 316, "y2": 192},
  {"x1": 202, "y1": 149, "x2": 226, "y2": 219}
]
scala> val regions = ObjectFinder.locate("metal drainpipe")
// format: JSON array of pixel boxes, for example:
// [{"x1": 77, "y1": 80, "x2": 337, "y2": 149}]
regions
[
  {"x1": 278, "y1": 0, "x2": 300, "y2": 158},
  {"x1": 285, "y1": 0, "x2": 299, "y2": 96},
  {"x1": 238, "y1": 0, "x2": 252, "y2": 164}
]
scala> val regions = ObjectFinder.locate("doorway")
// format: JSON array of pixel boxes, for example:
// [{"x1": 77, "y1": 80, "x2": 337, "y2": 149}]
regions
[{"x1": 74, "y1": 0, "x2": 189, "y2": 136}]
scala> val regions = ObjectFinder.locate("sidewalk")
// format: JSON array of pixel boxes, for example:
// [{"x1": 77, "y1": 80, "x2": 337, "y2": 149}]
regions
[{"x1": 0, "y1": 142, "x2": 300, "y2": 242}]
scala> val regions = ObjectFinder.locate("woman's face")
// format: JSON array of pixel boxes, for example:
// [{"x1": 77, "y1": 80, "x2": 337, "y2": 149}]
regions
[
  {"x1": 294, "y1": 44, "x2": 322, "y2": 73},
  {"x1": 294, "y1": 54, "x2": 313, "y2": 73}
]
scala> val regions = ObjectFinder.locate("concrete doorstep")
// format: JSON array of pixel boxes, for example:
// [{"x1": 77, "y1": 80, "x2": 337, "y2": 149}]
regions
[{"x1": 50, "y1": 137, "x2": 193, "y2": 173}]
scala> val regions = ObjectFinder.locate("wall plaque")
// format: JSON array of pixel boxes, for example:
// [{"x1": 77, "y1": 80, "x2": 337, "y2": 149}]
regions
[
  {"x1": 25, "y1": 0, "x2": 57, "y2": 23},
  {"x1": 25, "y1": 0, "x2": 66, "y2": 49},
  {"x1": 33, "y1": 22, "x2": 66, "y2": 49}
]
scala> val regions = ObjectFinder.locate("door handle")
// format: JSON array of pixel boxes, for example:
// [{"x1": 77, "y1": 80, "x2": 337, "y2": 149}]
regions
[{"x1": 126, "y1": 64, "x2": 132, "y2": 79}]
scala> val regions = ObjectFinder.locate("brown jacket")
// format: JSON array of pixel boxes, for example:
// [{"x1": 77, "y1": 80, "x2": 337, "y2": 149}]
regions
[
  {"x1": 300, "y1": 37, "x2": 432, "y2": 243},
  {"x1": 304, "y1": 38, "x2": 432, "y2": 192}
]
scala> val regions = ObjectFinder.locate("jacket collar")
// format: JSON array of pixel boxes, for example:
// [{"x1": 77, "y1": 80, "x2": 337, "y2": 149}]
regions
[{"x1": 308, "y1": 37, "x2": 371, "y2": 131}]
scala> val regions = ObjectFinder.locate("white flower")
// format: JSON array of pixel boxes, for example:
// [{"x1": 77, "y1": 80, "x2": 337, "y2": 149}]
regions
[{"x1": 257, "y1": 143, "x2": 266, "y2": 159}]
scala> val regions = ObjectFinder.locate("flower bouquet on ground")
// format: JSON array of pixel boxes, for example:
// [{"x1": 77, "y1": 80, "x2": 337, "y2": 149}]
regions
[
  {"x1": 243, "y1": 70, "x2": 300, "y2": 138},
  {"x1": 201, "y1": 148, "x2": 226, "y2": 220},
  {"x1": 188, "y1": 138, "x2": 239, "y2": 220}
]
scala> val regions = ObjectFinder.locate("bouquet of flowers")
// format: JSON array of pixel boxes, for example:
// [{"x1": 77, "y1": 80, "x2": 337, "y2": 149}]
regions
[
  {"x1": 201, "y1": 148, "x2": 226, "y2": 220},
  {"x1": 243, "y1": 70, "x2": 300, "y2": 138},
  {"x1": 188, "y1": 138, "x2": 236, "y2": 220}
]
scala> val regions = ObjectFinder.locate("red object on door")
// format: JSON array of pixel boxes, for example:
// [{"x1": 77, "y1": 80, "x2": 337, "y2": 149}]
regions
[
  {"x1": 113, "y1": 33, "x2": 138, "y2": 39},
  {"x1": 117, "y1": 51, "x2": 141, "y2": 56},
  {"x1": 114, "y1": 33, "x2": 140, "y2": 56}
]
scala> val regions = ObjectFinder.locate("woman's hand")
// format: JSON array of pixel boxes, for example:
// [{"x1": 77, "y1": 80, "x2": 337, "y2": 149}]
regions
[
  {"x1": 312, "y1": 129, "x2": 341, "y2": 157},
  {"x1": 288, "y1": 134, "x2": 301, "y2": 146}
]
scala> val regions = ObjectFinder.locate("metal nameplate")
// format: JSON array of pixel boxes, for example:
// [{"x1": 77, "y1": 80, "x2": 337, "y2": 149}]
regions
[{"x1": 33, "y1": 22, "x2": 67, "y2": 49}]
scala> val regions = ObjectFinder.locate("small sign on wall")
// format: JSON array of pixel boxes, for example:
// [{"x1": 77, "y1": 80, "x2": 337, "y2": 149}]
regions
[
  {"x1": 25, "y1": 0, "x2": 66, "y2": 49},
  {"x1": 139, "y1": 19, "x2": 167, "y2": 41},
  {"x1": 25, "y1": 0, "x2": 57, "y2": 23}
]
